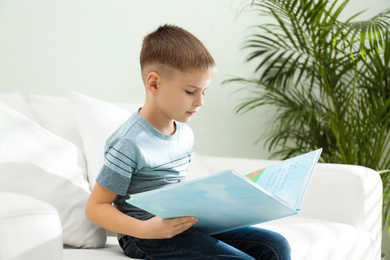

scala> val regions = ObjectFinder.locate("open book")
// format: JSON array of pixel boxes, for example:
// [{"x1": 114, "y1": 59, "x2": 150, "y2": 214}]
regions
[{"x1": 127, "y1": 149, "x2": 322, "y2": 235}]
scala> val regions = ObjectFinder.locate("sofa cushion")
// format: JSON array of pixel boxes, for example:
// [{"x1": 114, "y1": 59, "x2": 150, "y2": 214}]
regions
[
  {"x1": 63, "y1": 237, "x2": 130, "y2": 260},
  {"x1": 0, "y1": 103, "x2": 106, "y2": 248},
  {"x1": 0, "y1": 92, "x2": 39, "y2": 123},
  {"x1": 0, "y1": 192, "x2": 62, "y2": 260},
  {"x1": 258, "y1": 216, "x2": 375, "y2": 260},
  {"x1": 23, "y1": 93, "x2": 84, "y2": 149}
]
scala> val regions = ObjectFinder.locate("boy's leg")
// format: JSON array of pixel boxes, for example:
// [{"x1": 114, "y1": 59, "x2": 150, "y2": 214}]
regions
[
  {"x1": 211, "y1": 226, "x2": 291, "y2": 260},
  {"x1": 120, "y1": 228, "x2": 256, "y2": 260}
]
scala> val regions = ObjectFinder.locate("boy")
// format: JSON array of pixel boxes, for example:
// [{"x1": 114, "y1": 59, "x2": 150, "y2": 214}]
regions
[{"x1": 86, "y1": 24, "x2": 291, "y2": 259}]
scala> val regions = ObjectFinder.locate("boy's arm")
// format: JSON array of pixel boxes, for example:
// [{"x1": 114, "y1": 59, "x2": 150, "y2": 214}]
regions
[{"x1": 85, "y1": 183, "x2": 198, "y2": 239}]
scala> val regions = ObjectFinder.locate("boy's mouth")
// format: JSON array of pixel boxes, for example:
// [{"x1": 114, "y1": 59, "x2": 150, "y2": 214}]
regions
[{"x1": 186, "y1": 111, "x2": 197, "y2": 116}]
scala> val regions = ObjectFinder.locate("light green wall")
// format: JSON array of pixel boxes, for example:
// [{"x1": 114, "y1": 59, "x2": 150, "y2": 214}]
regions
[{"x1": 0, "y1": 0, "x2": 389, "y2": 161}]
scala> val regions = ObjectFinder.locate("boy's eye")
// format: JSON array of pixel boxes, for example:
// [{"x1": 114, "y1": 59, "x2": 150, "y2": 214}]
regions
[{"x1": 185, "y1": 89, "x2": 206, "y2": 96}]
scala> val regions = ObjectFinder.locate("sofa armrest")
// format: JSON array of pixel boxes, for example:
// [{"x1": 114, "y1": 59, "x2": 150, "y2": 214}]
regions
[
  {"x1": 301, "y1": 163, "x2": 382, "y2": 227},
  {"x1": 198, "y1": 156, "x2": 382, "y2": 239},
  {"x1": 0, "y1": 192, "x2": 63, "y2": 260}
]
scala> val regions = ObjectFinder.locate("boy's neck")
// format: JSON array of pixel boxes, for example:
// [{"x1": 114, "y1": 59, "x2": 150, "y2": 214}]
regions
[{"x1": 139, "y1": 106, "x2": 176, "y2": 136}]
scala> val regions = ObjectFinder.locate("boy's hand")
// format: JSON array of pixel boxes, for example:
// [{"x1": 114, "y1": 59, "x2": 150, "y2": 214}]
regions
[{"x1": 140, "y1": 216, "x2": 198, "y2": 239}]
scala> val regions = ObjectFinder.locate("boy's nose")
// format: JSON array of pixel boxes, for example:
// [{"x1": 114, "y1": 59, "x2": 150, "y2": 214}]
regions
[{"x1": 194, "y1": 93, "x2": 204, "y2": 107}]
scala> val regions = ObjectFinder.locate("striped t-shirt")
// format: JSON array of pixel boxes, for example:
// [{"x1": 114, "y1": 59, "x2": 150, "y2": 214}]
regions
[{"x1": 96, "y1": 110, "x2": 194, "y2": 229}]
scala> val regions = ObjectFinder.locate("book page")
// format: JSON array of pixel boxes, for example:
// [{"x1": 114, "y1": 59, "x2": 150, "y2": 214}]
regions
[{"x1": 245, "y1": 149, "x2": 321, "y2": 209}]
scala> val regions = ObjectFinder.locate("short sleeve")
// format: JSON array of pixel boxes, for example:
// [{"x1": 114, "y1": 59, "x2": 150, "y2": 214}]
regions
[
  {"x1": 96, "y1": 139, "x2": 138, "y2": 196},
  {"x1": 96, "y1": 165, "x2": 131, "y2": 196}
]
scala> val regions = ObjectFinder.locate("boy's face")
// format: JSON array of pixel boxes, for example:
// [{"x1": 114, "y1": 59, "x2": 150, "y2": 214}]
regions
[{"x1": 156, "y1": 67, "x2": 216, "y2": 123}]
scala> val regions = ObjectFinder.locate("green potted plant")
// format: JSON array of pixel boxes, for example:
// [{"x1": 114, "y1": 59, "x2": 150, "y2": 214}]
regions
[{"x1": 226, "y1": 0, "x2": 390, "y2": 233}]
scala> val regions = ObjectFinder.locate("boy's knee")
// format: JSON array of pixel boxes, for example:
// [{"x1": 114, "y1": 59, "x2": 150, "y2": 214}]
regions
[{"x1": 273, "y1": 233, "x2": 291, "y2": 260}]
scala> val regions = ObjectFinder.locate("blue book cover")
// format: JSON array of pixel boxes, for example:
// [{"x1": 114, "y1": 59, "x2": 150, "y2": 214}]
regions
[{"x1": 127, "y1": 149, "x2": 322, "y2": 235}]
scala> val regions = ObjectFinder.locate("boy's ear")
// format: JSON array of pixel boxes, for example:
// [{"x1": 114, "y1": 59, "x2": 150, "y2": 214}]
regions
[{"x1": 145, "y1": 72, "x2": 160, "y2": 95}]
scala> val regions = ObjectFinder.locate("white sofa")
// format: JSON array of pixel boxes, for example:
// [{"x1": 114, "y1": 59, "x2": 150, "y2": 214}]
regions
[{"x1": 0, "y1": 91, "x2": 383, "y2": 260}]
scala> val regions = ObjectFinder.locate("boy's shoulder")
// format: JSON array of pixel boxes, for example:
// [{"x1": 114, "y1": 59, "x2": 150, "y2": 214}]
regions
[
  {"x1": 105, "y1": 111, "x2": 141, "y2": 144},
  {"x1": 108, "y1": 112, "x2": 193, "y2": 144}
]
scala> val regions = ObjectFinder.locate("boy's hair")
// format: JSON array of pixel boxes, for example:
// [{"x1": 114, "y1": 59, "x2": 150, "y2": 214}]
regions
[{"x1": 140, "y1": 24, "x2": 215, "y2": 73}]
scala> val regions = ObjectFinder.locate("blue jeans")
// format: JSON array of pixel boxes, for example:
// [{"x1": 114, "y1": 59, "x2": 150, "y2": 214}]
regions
[{"x1": 119, "y1": 226, "x2": 291, "y2": 260}]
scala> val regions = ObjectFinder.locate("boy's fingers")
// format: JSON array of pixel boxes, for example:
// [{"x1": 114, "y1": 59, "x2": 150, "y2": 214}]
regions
[
  {"x1": 177, "y1": 217, "x2": 197, "y2": 228},
  {"x1": 172, "y1": 216, "x2": 198, "y2": 226},
  {"x1": 147, "y1": 216, "x2": 198, "y2": 238},
  {"x1": 171, "y1": 217, "x2": 198, "y2": 234}
]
